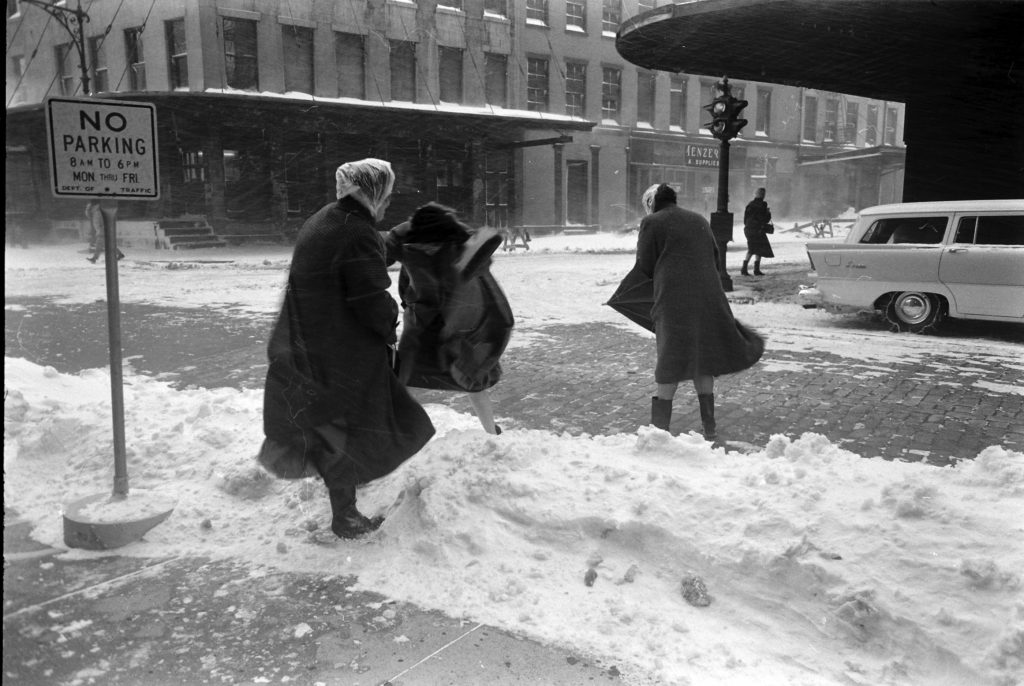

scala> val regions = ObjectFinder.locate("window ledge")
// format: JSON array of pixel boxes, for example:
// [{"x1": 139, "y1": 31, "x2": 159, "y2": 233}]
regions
[
  {"x1": 565, "y1": 25, "x2": 586, "y2": 34},
  {"x1": 526, "y1": 18, "x2": 549, "y2": 28}
]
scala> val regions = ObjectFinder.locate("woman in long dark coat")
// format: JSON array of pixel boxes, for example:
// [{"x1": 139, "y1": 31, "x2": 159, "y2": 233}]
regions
[
  {"x1": 742, "y1": 187, "x2": 774, "y2": 276},
  {"x1": 385, "y1": 202, "x2": 512, "y2": 434},
  {"x1": 635, "y1": 184, "x2": 764, "y2": 439},
  {"x1": 259, "y1": 158, "x2": 435, "y2": 539}
]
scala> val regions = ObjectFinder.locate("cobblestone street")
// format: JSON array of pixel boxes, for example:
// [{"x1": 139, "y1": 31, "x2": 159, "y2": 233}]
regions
[{"x1": 6, "y1": 296, "x2": 1022, "y2": 467}]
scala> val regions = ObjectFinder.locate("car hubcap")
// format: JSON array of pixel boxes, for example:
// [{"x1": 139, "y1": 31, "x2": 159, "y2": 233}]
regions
[{"x1": 897, "y1": 294, "x2": 930, "y2": 324}]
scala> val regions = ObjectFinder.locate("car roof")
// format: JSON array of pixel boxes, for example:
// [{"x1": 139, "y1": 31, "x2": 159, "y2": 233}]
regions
[{"x1": 858, "y1": 199, "x2": 1024, "y2": 216}]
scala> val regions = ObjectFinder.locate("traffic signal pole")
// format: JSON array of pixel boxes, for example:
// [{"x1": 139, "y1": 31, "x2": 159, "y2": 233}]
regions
[
  {"x1": 710, "y1": 138, "x2": 734, "y2": 292},
  {"x1": 703, "y1": 77, "x2": 748, "y2": 293}
]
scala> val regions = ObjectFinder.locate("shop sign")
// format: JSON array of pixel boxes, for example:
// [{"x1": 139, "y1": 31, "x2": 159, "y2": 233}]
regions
[
  {"x1": 45, "y1": 96, "x2": 160, "y2": 199},
  {"x1": 685, "y1": 143, "x2": 720, "y2": 168}
]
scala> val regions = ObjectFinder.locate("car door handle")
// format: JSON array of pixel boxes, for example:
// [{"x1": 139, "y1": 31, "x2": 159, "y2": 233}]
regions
[{"x1": 948, "y1": 247, "x2": 969, "y2": 253}]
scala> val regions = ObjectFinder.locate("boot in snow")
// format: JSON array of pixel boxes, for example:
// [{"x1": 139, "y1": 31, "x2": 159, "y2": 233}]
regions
[
  {"x1": 651, "y1": 397, "x2": 672, "y2": 431},
  {"x1": 697, "y1": 393, "x2": 717, "y2": 440},
  {"x1": 740, "y1": 262, "x2": 750, "y2": 276},
  {"x1": 753, "y1": 263, "x2": 764, "y2": 276},
  {"x1": 329, "y1": 487, "x2": 382, "y2": 539}
]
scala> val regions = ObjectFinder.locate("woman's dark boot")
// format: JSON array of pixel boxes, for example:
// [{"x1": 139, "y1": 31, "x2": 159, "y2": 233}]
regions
[
  {"x1": 651, "y1": 397, "x2": 672, "y2": 431},
  {"x1": 329, "y1": 486, "x2": 382, "y2": 539},
  {"x1": 753, "y1": 262, "x2": 764, "y2": 276},
  {"x1": 697, "y1": 394, "x2": 717, "y2": 440},
  {"x1": 740, "y1": 261, "x2": 750, "y2": 276}
]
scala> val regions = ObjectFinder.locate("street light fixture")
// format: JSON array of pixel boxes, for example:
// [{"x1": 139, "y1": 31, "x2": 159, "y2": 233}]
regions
[{"x1": 20, "y1": 0, "x2": 92, "y2": 95}]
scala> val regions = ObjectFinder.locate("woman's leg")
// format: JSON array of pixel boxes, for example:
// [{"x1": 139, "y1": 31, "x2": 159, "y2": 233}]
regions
[
  {"x1": 468, "y1": 391, "x2": 499, "y2": 434},
  {"x1": 741, "y1": 251, "x2": 753, "y2": 275},
  {"x1": 656, "y1": 382, "x2": 678, "y2": 400},
  {"x1": 692, "y1": 375, "x2": 716, "y2": 439}
]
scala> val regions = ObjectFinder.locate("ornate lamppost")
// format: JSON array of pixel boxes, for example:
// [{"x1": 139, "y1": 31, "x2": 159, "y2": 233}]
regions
[
  {"x1": 21, "y1": 0, "x2": 92, "y2": 95},
  {"x1": 703, "y1": 77, "x2": 748, "y2": 292}
]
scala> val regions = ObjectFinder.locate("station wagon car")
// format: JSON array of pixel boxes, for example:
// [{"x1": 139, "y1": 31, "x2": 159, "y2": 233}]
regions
[{"x1": 803, "y1": 200, "x2": 1024, "y2": 332}]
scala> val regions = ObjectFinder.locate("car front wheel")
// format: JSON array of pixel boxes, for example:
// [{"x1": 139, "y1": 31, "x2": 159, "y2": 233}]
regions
[{"x1": 884, "y1": 291, "x2": 945, "y2": 333}]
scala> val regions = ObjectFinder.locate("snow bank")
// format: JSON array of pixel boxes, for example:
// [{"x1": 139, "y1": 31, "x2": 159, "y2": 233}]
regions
[{"x1": 5, "y1": 358, "x2": 1022, "y2": 686}]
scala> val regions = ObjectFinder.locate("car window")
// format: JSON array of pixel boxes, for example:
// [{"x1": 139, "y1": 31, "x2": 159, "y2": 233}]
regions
[
  {"x1": 960, "y1": 215, "x2": 1024, "y2": 246},
  {"x1": 859, "y1": 216, "x2": 948, "y2": 244}
]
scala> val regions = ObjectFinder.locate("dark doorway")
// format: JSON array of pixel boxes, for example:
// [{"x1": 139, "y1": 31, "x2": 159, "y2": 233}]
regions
[{"x1": 566, "y1": 160, "x2": 589, "y2": 225}]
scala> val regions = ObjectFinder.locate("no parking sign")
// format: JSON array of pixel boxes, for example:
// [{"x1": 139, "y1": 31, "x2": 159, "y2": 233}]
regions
[{"x1": 45, "y1": 96, "x2": 160, "y2": 199}]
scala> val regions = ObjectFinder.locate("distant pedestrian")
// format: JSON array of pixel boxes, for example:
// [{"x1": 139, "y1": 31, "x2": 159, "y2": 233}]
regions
[
  {"x1": 85, "y1": 199, "x2": 124, "y2": 263},
  {"x1": 502, "y1": 225, "x2": 531, "y2": 251},
  {"x1": 741, "y1": 187, "x2": 774, "y2": 276},
  {"x1": 634, "y1": 183, "x2": 764, "y2": 440},
  {"x1": 258, "y1": 158, "x2": 435, "y2": 539},
  {"x1": 385, "y1": 202, "x2": 512, "y2": 435}
]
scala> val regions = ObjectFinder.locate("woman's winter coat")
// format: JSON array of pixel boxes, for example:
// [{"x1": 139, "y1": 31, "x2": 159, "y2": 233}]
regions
[
  {"x1": 262, "y1": 196, "x2": 434, "y2": 488},
  {"x1": 743, "y1": 197, "x2": 775, "y2": 258},
  {"x1": 635, "y1": 204, "x2": 764, "y2": 383},
  {"x1": 385, "y1": 212, "x2": 512, "y2": 393}
]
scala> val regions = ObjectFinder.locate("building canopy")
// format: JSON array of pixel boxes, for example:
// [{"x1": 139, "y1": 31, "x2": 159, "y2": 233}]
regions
[{"x1": 616, "y1": 0, "x2": 1024, "y2": 201}]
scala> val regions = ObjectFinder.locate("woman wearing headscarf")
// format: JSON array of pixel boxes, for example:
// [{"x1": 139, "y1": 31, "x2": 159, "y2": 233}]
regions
[
  {"x1": 634, "y1": 183, "x2": 764, "y2": 439},
  {"x1": 384, "y1": 202, "x2": 512, "y2": 434},
  {"x1": 259, "y1": 158, "x2": 435, "y2": 539}
]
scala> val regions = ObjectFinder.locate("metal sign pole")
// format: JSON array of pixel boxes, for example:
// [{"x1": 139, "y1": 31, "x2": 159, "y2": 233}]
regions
[{"x1": 99, "y1": 199, "x2": 128, "y2": 496}]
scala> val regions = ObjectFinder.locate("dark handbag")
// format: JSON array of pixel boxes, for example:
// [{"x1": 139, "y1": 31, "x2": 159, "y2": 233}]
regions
[{"x1": 764, "y1": 222, "x2": 775, "y2": 234}]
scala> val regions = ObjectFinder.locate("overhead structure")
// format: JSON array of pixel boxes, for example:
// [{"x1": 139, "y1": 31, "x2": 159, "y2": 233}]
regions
[{"x1": 617, "y1": 0, "x2": 1024, "y2": 202}]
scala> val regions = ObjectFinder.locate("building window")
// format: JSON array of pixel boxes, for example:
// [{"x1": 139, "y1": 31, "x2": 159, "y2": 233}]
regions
[
  {"x1": 124, "y1": 27, "x2": 146, "y2": 91},
  {"x1": 566, "y1": 1, "x2": 586, "y2": 32},
  {"x1": 223, "y1": 18, "x2": 258, "y2": 90},
  {"x1": 884, "y1": 106, "x2": 899, "y2": 145},
  {"x1": 636, "y1": 69, "x2": 655, "y2": 125},
  {"x1": 335, "y1": 32, "x2": 365, "y2": 99},
  {"x1": 10, "y1": 54, "x2": 25, "y2": 81},
  {"x1": 756, "y1": 87, "x2": 771, "y2": 135},
  {"x1": 181, "y1": 150, "x2": 205, "y2": 183},
  {"x1": 438, "y1": 46, "x2": 463, "y2": 103},
  {"x1": 166, "y1": 19, "x2": 188, "y2": 90},
  {"x1": 670, "y1": 75, "x2": 687, "y2": 130},
  {"x1": 824, "y1": 96, "x2": 839, "y2": 141},
  {"x1": 527, "y1": 57, "x2": 549, "y2": 111},
  {"x1": 700, "y1": 80, "x2": 716, "y2": 131},
  {"x1": 602, "y1": 0, "x2": 621, "y2": 34},
  {"x1": 803, "y1": 94, "x2": 818, "y2": 141},
  {"x1": 88, "y1": 35, "x2": 108, "y2": 93},
  {"x1": 638, "y1": 0, "x2": 656, "y2": 11},
  {"x1": 601, "y1": 66, "x2": 621, "y2": 122},
  {"x1": 390, "y1": 40, "x2": 416, "y2": 102},
  {"x1": 565, "y1": 61, "x2": 586, "y2": 117},
  {"x1": 55, "y1": 42, "x2": 76, "y2": 95},
  {"x1": 866, "y1": 104, "x2": 879, "y2": 145},
  {"x1": 484, "y1": 52, "x2": 507, "y2": 107},
  {"x1": 484, "y1": 0, "x2": 507, "y2": 17},
  {"x1": 526, "y1": 0, "x2": 548, "y2": 25},
  {"x1": 8, "y1": 1, "x2": 23, "y2": 19},
  {"x1": 844, "y1": 101, "x2": 859, "y2": 144},
  {"x1": 438, "y1": 0, "x2": 463, "y2": 10},
  {"x1": 282, "y1": 25, "x2": 314, "y2": 94}
]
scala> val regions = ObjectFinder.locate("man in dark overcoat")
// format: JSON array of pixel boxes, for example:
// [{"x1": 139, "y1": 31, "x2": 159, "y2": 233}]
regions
[
  {"x1": 635, "y1": 184, "x2": 764, "y2": 439},
  {"x1": 742, "y1": 187, "x2": 774, "y2": 276},
  {"x1": 259, "y1": 159, "x2": 434, "y2": 539}
]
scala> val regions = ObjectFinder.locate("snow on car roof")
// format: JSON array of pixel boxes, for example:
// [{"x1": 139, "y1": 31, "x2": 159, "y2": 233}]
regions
[{"x1": 858, "y1": 199, "x2": 1024, "y2": 215}]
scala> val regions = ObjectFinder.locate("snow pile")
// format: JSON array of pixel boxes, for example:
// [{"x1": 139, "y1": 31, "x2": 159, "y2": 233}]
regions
[{"x1": 4, "y1": 357, "x2": 1022, "y2": 686}]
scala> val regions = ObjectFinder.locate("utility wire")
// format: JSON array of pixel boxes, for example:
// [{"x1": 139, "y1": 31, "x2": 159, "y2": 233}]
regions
[
  {"x1": 112, "y1": 0, "x2": 158, "y2": 91},
  {"x1": 6, "y1": 9, "x2": 55, "y2": 107}
]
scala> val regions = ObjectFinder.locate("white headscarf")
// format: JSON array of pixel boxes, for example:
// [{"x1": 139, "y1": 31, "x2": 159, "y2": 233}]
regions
[
  {"x1": 641, "y1": 183, "x2": 661, "y2": 216},
  {"x1": 335, "y1": 158, "x2": 395, "y2": 221}
]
